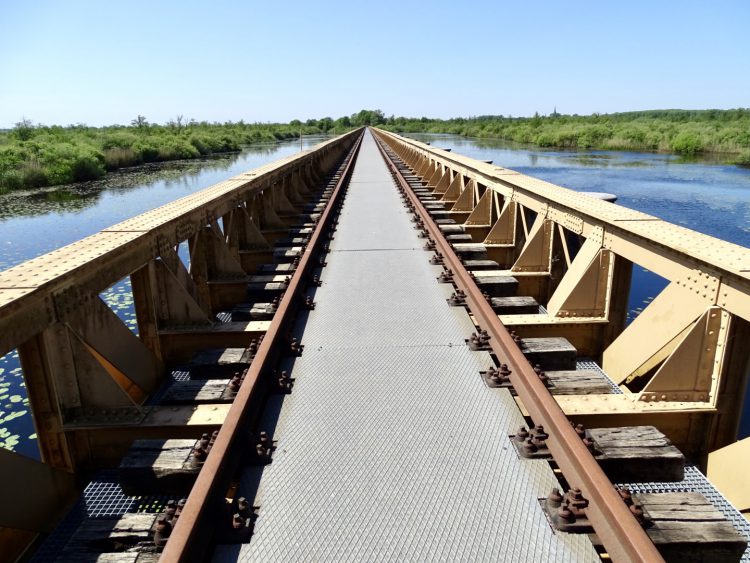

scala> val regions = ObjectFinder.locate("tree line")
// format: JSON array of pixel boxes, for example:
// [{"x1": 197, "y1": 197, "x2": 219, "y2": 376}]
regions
[{"x1": 2, "y1": 108, "x2": 748, "y2": 192}]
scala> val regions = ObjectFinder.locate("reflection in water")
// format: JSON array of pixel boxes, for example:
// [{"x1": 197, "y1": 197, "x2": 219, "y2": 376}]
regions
[{"x1": 0, "y1": 145, "x2": 291, "y2": 222}]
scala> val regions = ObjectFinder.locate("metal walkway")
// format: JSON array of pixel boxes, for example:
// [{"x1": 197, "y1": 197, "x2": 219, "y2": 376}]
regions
[{"x1": 217, "y1": 131, "x2": 598, "y2": 561}]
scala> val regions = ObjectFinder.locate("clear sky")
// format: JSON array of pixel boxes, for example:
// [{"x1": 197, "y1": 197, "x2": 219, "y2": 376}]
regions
[{"x1": 1, "y1": 0, "x2": 748, "y2": 128}]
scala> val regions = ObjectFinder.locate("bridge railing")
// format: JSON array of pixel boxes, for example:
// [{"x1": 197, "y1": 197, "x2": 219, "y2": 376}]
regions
[
  {"x1": 0, "y1": 130, "x2": 360, "y2": 539},
  {"x1": 374, "y1": 128, "x2": 750, "y2": 459}
]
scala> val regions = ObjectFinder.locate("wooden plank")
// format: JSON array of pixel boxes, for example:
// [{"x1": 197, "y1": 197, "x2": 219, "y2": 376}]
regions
[
  {"x1": 190, "y1": 347, "x2": 253, "y2": 366},
  {"x1": 159, "y1": 323, "x2": 268, "y2": 363},
  {"x1": 452, "y1": 243, "x2": 488, "y2": 259},
  {"x1": 544, "y1": 370, "x2": 615, "y2": 395},
  {"x1": 474, "y1": 275, "x2": 518, "y2": 296},
  {"x1": 57, "y1": 552, "x2": 160, "y2": 562},
  {"x1": 446, "y1": 234, "x2": 474, "y2": 243},
  {"x1": 185, "y1": 346, "x2": 253, "y2": 378},
  {"x1": 464, "y1": 259, "x2": 501, "y2": 271},
  {"x1": 639, "y1": 492, "x2": 747, "y2": 562},
  {"x1": 521, "y1": 337, "x2": 577, "y2": 370},
  {"x1": 589, "y1": 426, "x2": 685, "y2": 482},
  {"x1": 160, "y1": 379, "x2": 234, "y2": 404},
  {"x1": 254, "y1": 262, "x2": 297, "y2": 274},
  {"x1": 227, "y1": 302, "x2": 276, "y2": 321},
  {"x1": 246, "y1": 281, "x2": 287, "y2": 294},
  {"x1": 61, "y1": 513, "x2": 157, "y2": 557},
  {"x1": 427, "y1": 210, "x2": 454, "y2": 218},
  {"x1": 490, "y1": 296, "x2": 538, "y2": 314},
  {"x1": 119, "y1": 439, "x2": 199, "y2": 495},
  {"x1": 588, "y1": 492, "x2": 747, "y2": 561},
  {"x1": 439, "y1": 225, "x2": 465, "y2": 234},
  {"x1": 272, "y1": 237, "x2": 309, "y2": 247}
]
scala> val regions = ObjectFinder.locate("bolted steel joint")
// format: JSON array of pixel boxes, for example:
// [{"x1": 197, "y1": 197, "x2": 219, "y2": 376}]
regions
[
  {"x1": 437, "y1": 269, "x2": 454, "y2": 283},
  {"x1": 277, "y1": 370, "x2": 294, "y2": 393},
  {"x1": 449, "y1": 290, "x2": 466, "y2": 306}
]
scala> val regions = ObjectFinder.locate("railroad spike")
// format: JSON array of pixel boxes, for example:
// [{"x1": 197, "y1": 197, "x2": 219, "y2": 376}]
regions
[
  {"x1": 448, "y1": 290, "x2": 466, "y2": 306},
  {"x1": 277, "y1": 370, "x2": 294, "y2": 393},
  {"x1": 547, "y1": 488, "x2": 563, "y2": 507},
  {"x1": 153, "y1": 516, "x2": 172, "y2": 547}
]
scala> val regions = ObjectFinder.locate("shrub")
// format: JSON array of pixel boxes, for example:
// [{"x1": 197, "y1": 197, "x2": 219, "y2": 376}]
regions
[
  {"x1": 535, "y1": 132, "x2": 556, "y2": 147},
  {"x1": 189, "y1": 135, "x2": 209, "y2": 155},
  {"x1": 103, "y1": 147, "x2": 140, "y2": 170},
  {"x1": 0, "y1": 170, "x2": 22, "y2": 190},
  {"x1": 133, "y1": 141, "x2": 159, "y2": 162},
  {"x1": 671, "y1": 131, "x2": 705, "y2": 154},
  {"x1": 71, "y1": 153, "x2": 106, "y2": 181},
  {"x1": 155, "y1": 138, "x2": 200, "y2": 161},
  {"x1": 21, "y1": 163, "x2": 48, "y2": 187}
]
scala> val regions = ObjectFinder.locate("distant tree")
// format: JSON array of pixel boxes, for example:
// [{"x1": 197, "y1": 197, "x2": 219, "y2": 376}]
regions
[
  {"x1": 318, "y1": 117, "x2": 334, "y2": 131},
  {"x1": 350, "y1": 109, "x2": 386, "y2": 126},
  {"x1": 166, "y1": 114, "x2": 184, "y2": 133},
  {"x1": 13, "y1": 117, "x2": 35, "y2": 140},
  {"x1": 290, "y1": 119, "x2": 302, "y2": 128},
  {"x1": 131, "y1": 115, "x2": 148, "y2": 129}
]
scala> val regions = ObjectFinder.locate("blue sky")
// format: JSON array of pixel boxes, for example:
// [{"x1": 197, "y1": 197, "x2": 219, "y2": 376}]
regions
[{"x1": 1, "y1": 0, "x2": 748, "y2": 127}]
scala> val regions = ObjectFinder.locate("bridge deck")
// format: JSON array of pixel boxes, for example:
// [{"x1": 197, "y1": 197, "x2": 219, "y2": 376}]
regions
[{"x1": 217, "y1": 132, "x2": 598, "y2": 561}]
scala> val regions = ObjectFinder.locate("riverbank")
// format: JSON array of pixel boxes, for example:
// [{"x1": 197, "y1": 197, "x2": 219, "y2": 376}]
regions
[
  {"x1": 0, "y1": 121, "x2": 338, "y2": 192},
  {"x1": 380, "y1": 109, "x2": 750, "y2": 164},
  {"x1": 4, "y1": 109, "x2": 749, "y2": 193}
]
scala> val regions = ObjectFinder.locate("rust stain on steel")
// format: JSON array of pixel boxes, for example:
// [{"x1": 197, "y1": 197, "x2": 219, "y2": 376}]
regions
[
  {"x1": 372, "y1": 131, "x2": 665, "y2": 563},
  {"x1": 161, "y1": 132, "x2": 365, "y2": 562}
]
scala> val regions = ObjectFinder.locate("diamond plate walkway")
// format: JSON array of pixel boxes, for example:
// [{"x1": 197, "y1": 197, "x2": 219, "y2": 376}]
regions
[{"x1": 217, "y1": 131, "x2": 599, "y2": 561}]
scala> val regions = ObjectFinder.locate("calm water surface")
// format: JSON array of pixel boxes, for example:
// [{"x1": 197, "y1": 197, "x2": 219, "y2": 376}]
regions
[{"x1": 2, "y1": 133, "x2": 750, "y2": 458}]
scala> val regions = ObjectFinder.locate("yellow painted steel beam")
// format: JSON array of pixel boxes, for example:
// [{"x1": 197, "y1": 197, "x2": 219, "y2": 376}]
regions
[{"x1": 708, "y1": 438, "x2": 750, "y2": 517}]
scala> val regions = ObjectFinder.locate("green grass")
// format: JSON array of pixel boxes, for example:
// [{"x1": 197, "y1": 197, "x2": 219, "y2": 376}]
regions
[
  {"x1": 0, "y1": 119, "x2": 342, "y2": 191},
  {"x1": 379, "y1": 109, "x2": 750, "y2": 158}
]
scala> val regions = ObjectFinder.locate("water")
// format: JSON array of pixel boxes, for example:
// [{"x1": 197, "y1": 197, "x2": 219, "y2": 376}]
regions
[
  {"x1": 0, "y1": 136, "x2": 329, "y2": 459},
  {"x1": 2, "y1": 133, "x2": 750, "y2": 458}
]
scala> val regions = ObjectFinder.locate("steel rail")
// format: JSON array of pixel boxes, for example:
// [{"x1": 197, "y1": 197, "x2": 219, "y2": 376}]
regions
[
  {"x1": 161, "y1": 131, "x2": 365, "y2": 561},
  {"x1": 372, "y1": 131, "x2": 664, "y2": 563}
]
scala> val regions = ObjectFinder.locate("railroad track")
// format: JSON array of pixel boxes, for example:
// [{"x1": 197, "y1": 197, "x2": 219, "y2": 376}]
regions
[{"x1": 16, "y1": 128, "x2": 750, "y2": 562}]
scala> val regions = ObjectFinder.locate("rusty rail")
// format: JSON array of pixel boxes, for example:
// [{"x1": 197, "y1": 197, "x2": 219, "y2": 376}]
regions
[
  {"x1": 372, "y1": 132, "x2": 665, "y2": 563},
  {"x1": 161, "y1": 131, "x2": 365, "y2": 560}
]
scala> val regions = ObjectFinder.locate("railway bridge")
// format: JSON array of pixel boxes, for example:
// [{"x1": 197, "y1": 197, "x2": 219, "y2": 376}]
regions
[{"x1": 2, "y1": 128, "x2": 750, "y2": 561}]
